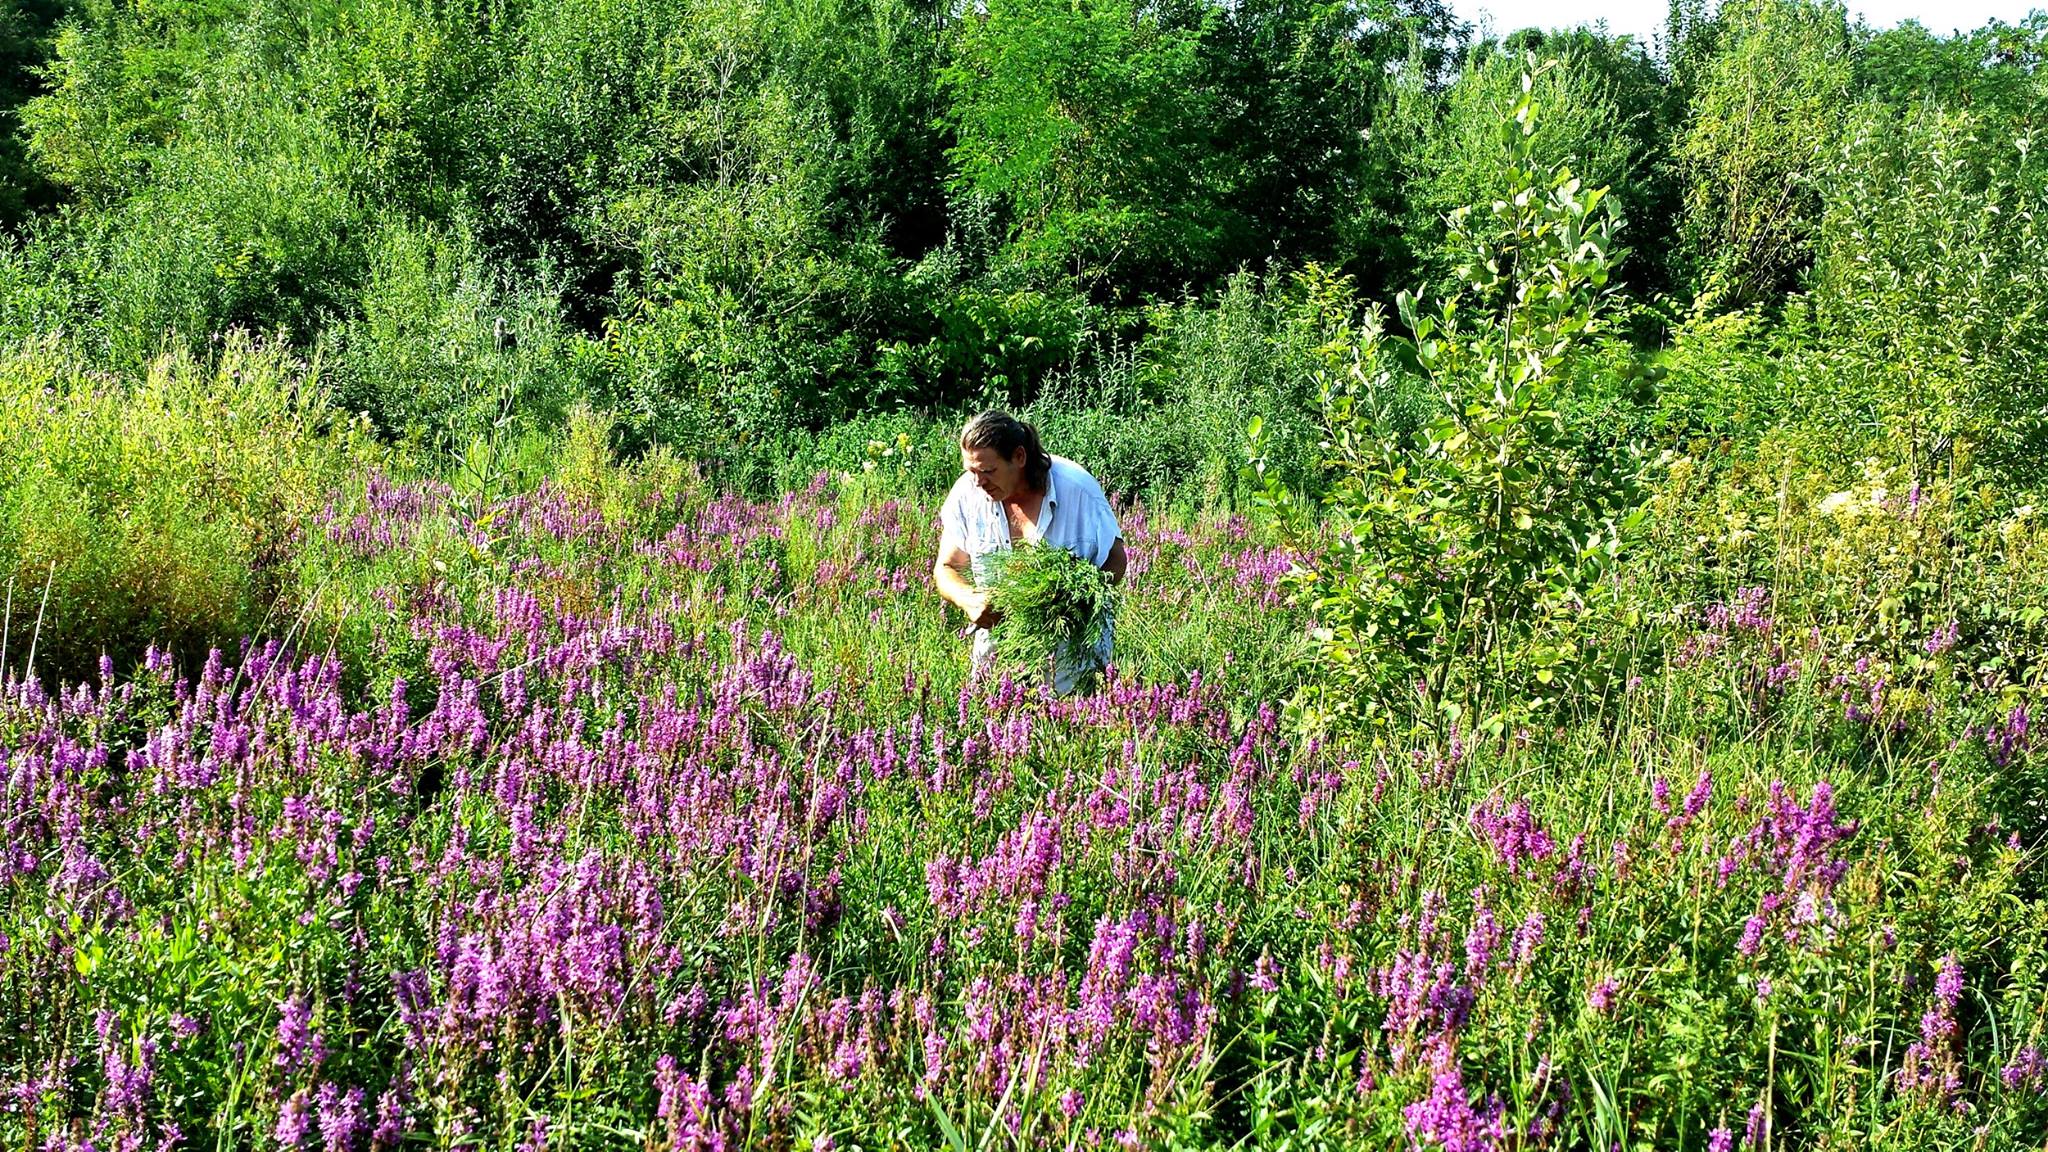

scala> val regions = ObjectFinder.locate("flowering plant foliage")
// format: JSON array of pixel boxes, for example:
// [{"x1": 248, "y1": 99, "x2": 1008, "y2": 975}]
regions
[
  {"x1": 1254, "y1": 61, "x2": 1656, "y2": 736},
  {"x1": 0, "y1": 456, "x2": 2041, "y2": 1152}
]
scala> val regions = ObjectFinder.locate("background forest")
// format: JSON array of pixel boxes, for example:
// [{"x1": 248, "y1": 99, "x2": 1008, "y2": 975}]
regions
[
  {"x1": 0, "y1": 0, "x2": 2039, "y2": 493},
  {"x1": 3, "y1": 0, "x2": 2048, "y2": 1149}
]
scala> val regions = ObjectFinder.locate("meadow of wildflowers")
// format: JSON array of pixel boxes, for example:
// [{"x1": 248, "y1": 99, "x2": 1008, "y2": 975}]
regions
[{"x1": 2, "y1": 442, "x2": 2045, "y2": 1152}]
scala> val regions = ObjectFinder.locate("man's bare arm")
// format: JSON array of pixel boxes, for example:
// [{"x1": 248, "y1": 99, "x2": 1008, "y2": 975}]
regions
[
  {"x1": 933, "y1": 527, "x2": 997, "y2": 627},
  {"x1": 1102, "y1": 538, "x2": 1128, "y2": 585}
]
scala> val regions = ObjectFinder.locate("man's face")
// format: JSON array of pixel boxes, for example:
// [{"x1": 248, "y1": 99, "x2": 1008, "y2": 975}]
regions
[{"x1": 962, "y1": 445, "x2": 1027, "y2": 502}]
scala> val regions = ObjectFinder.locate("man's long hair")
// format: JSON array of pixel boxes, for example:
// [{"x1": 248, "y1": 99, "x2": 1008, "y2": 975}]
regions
[{"x1": 959, "y1": 410, "x2": 1052, "y2": 492}]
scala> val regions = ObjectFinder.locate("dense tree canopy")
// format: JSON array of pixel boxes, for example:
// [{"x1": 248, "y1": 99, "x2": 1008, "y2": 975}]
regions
[{"x1": 0, "y1": 0, "x2": 2041, "y2": 459}]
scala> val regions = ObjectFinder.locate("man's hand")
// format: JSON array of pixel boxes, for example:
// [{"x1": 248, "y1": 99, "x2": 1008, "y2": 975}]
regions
[
  {"x1": 961, "y1": 589, "x2": 1001, "y2": 630},
  {"x1": 935, "y1": 528, "x2": 1002, "y2": 629}
]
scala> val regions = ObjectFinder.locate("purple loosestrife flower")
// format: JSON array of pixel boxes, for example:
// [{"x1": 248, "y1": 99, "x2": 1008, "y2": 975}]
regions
[
  {"x1": 1730, "y1": 586, "x2": 1773, "y2": 633},
  {"x1": 1470, "y1": 799, "x2": 1556, "y2": 877},
  {"x1": 778, "y1": 953, "x2": 818, "y2": 1014},
  {"x1": 1738, "y1": 916, "x2": 1766, "y2": 958},
  {"x1": 1511, "y1": 913, "x2": 1544, "y2": 969},
  {"x1": 1707, "y1": 1128, "x2": 1733, "y2": 1152},
  {"x1": 1418, "y1": 889, "x2": 1447, "y2": 945},
  {"x1": 1078, "y1": 915, "x2": 1144, "y2": 1050},
  {"x1": 922, "y1": 1027, "x2": 948, "y2": 1088},
  {"x1": 276, "y1": 1090, "x2": 313, "y2": 1149},
  {"x1": 722, "y1": 1065, "x2": 756, "y2": 1115},
  {"x1": 1744, "y1": 1104, "x2": 1766, "y2": 1148},
  {"x1": 1934, "y1": 954, "x2": 1963, "y2": 1011},
  {"x1": 275, "y1": 997, "x2": 322, "y2": 1072},
  {"x1": 1401, "y1": 1049, "x2": 1504, "y2": 1152},
  {"x1": 1673, "y1": 632, "x2": 1725, "y2": 668},
  {"x1": 1015, "y1": 900, "x2": 1040, "y2": 947},
  {"x1": 828, "y1": 1033, "x2": 865, "y2": 1083},
  {"x1": 316, "y1": 1084, "x2": 364, "y2": 1152},
  {"x1": 2001, "y1": 1046, "x2": 2044, "y2": 1090},
  {"x1": 655, "y1": 1055, "x2": 726, "y2": 1152},
  {"x1": 1924, "y1": 621, "x2": 1959, "y2": 656},
  {"x1": 1249, "y1": 950, "x2": 1280, "y2": 993},
  {"x1": 1587, "y1": 979, "x2": 1620, "y2": 1014},
  {"x1": 1464, "y1": 907, "x2": 1499, "y2": 980},
  {"x1": 1713, "y1": 856, "x2": 1737, "y2": 887},
  {"x1": 1683, "y1": 770, "x2": 1713, "y2": 820},
  {"x1": 1994, "y1": 703, "x2": 2030, "y2": 767},
  {"x1": 1554, "y1": 835, "x2": 1592, "y2": 896},
  {"x1": 1374, "y1": 950, "x2": 1473, "y2": 1053},
  {"x1": 99, "y1": 1028, "x2": 155, "y2": 1122},
  {"x1": 370, "y1": 1063, "x2": 411, "y2": 1149},
  {"x1": 1901, "y1": 954, "x2": 1968, "y2": 1101}
]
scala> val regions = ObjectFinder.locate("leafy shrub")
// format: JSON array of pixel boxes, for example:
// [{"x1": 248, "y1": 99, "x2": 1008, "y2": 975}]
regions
[
  {"x1": 1258, "y1": 64, "x2": 1656, "y2": 736},
  {"x1": 1403, "y1": 35, "x2": 1677, "y2": 294},
  {"x1": 1809, "y1": 99, "x2": 2048, "y2": 485},
  {"x1": 1023, "y1": 332, "x2": 1182, "y2": 502},
  {"x1": 729, "y1": 408, "x2": 964, "y2": 497},
  {"x1": 0, "y1": 334, "x2": 370, "y2": 682},
  {"x1": 327, "y1": 217, "x2": 585, "y2": 448},
  {"x1": 18, "y1": 0, "x2": 245, "y2": 207},
  {"x1": 0, "y1": 0, "x2": 65, "y2": 229},
  {"x1": 292, "y1": 0, "x2": 495, "y2": 220},
  {"x1": 90, "y1": 92, "x2": 371, "y2": 363},
  {"x1": 1027, "y1": 267, "x2": 1354, "y2": 510},
  {"x1": 941, "y1": 0, "x2": 1222, "y2": 291},
  {"x1": 1855, "y1": 13, "x2": 2047, "y2": 119},
  {"x1": 0, "y1": 228, "x2": 91, "y2": 349},
  {"x1": 1638, "y1": 306, "x2": 1788, "y2": 445},
  {"x1": 875, "y1": 269, "x2": 1097, "y2": 414},
  {"x1": 1675, "y1": 0, "x2": 1854, "y2": 307}
]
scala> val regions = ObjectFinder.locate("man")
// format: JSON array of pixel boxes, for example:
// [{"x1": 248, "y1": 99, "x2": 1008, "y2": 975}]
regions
[{"x1": 932, "y1": 410, "x2": 1128, "y2": 692}]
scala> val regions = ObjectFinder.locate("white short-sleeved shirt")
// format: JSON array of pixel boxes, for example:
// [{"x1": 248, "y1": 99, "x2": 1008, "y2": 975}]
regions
[{"x1": 940, "y1": 454, "x2": 1122, "y2": 692}]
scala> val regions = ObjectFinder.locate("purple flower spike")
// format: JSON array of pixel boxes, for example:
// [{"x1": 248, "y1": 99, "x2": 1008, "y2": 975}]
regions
[
  {"x1": 1587, "y1": 979, "x2": 1619, "y2": 1014},
  {"x1": 1934, "y1": 954, "x2": 1963, "y2": 1011},
  {"x1": 276, "y1": 1090, "x2": 313, "y2": 1149},
  {"x1": 275, "y1": 996, "x2": 323, "y2": 1072},
  {"x1": 2001, "y1": 1046, "x2": 2045, "y2": 1090}
]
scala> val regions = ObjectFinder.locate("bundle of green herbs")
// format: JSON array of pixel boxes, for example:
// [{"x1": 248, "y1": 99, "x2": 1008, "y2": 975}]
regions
[{"x1": 986, "y1": 542, "x2": 1118, "y2": 683}]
